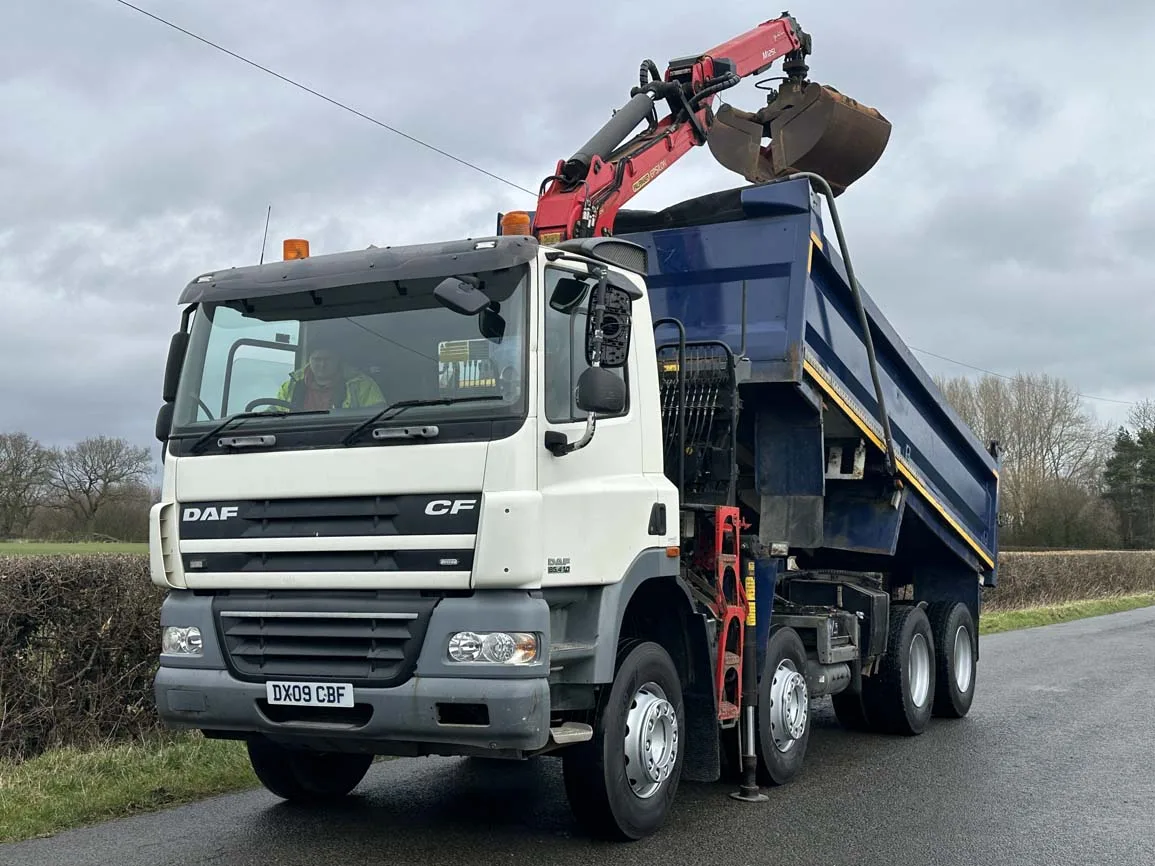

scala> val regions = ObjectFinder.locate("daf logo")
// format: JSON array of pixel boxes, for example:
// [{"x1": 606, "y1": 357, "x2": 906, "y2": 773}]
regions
[
  {"x1": 182, "y1": 506, "x2": 239, "y2": 522},
  {"x1": 424, "y1": 499, "x2": 477, "y2": 516}
]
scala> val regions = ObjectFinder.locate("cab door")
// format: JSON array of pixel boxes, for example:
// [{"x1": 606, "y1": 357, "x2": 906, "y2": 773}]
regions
[{"x1": 535, "y1": 265, "x2": 660, "y2": 587}]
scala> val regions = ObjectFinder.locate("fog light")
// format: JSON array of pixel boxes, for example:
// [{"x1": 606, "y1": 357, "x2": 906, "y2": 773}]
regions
[
  {"x1": 447, "y1": 631, "x2": 538, "y2": 664},
  {"x1": 163, "y1": 626, "x2": 203, "y2": 655}
]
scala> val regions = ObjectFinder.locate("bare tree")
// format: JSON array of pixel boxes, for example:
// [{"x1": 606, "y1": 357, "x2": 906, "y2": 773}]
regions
[
  {"x1": 45, "y1": 436, "x2": 154, "y2": 536},
  {"x1": 91, "y1": 480, "x2": 155, "y2": 542},
  {"x1": 0, "y1": 432, "x2": 51, "y2": 538},
  {"x1": 935, "y1": 372, "x2": 1114, "y2": 546},
  {"x1": 1127, "y1": 398, "x2": 1155, "y2": 433}
]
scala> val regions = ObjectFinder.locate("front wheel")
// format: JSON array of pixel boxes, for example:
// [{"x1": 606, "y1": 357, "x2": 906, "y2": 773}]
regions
[
  {"x1": 562, "y1": 640, "x2": 685, "y2": 841},
  {"x1": 247, "y1": 738, "x2": 373, "y2": 802}
]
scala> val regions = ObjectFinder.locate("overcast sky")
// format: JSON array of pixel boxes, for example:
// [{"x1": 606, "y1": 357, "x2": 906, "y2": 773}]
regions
[{"x1": 3, "y1": 0, "x2": 1154, "y2": 456}]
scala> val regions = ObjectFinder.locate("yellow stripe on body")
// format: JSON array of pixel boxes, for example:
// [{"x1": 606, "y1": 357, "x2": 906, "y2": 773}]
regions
[
  {"x1": 801, "y1": 357, "x2": 995, "y2": 569},
  {"x1": 807, "y1": 231, "x2": 823, "y2": 274}
]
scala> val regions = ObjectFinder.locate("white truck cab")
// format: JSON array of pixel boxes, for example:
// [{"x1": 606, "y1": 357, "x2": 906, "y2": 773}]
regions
[{"x1": 151, "y1": 233, "x2": 691, "y2": 839}]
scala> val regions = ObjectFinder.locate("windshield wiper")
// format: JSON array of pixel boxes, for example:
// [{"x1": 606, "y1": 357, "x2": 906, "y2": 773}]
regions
[
  {"x1": 188, "y1": 409, "x2": 330, "y2": 453},
  {"x1": 342, "y1": 395, "x2": 504, "y2": 445}
]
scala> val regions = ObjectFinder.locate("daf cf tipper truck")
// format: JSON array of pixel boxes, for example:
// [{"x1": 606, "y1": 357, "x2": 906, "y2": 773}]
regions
[{"x1": 149, "y1": 12, "x2": 999, "y2": 842}]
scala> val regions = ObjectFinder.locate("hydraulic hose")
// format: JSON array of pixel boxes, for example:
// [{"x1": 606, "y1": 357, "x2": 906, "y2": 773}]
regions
[{"x1": 787, "y1": 171, "x2": 898, "y2": 478}]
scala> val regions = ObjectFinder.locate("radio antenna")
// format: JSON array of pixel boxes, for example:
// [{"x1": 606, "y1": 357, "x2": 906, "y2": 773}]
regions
[{"x1": 258, "y1": 204, "x2": 272, "y2": 264}]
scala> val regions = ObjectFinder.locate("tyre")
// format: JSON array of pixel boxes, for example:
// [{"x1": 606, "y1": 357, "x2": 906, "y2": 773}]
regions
[
  {"x1": 927, "y1": 601, "x2": 977, "y2": 718},
  {"x1": 861, "y1": 604, "x2": 936, "y2": 736},
  {"x1": 754, "y1": 626, "x2": 811, "y2": 785},
  {"x1": 247, "y1": 738, "x2": 373, "y2": 802},
  {"x1": 562, "y1": 640, "x2": 685, "y2": 841}
]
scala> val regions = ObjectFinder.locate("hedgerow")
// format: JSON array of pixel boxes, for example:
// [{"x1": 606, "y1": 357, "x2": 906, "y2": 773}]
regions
[{"x1": 2, "y1": 550, "x2": 1153, "y2": 762}]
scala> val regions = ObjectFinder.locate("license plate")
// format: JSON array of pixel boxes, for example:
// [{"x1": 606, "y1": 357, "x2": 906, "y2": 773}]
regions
[{"x1": 265, "y1": 681, "x2": 355, "y2": 708}]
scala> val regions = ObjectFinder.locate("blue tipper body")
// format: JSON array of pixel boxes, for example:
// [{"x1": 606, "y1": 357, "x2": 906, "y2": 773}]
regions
[{"x1": 499, "y1": 176, "x2": 1000, "y2": 587}]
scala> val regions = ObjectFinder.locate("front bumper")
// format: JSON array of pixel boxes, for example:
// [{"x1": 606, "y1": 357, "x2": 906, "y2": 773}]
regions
[
  {"x1": 155, "y1": 666, "x2": 551, "y2": 753},
  {"x1": 154, "y1": 588, "x2": 554, "y2": 755}
]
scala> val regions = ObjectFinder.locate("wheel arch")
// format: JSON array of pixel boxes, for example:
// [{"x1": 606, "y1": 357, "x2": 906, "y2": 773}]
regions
[
  {"x1": 541, "y1": 549, "x2": 720, "y2": 782},
  {"x1": 612, "y1": 551, "x2": 720, "y2": 782},
  {"x1": 612, "y1": 564, "x2": 718, "y2": 784}
]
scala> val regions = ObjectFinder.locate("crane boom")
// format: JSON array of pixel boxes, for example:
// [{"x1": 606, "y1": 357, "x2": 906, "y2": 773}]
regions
[{"x1": 528, "y1": 11, "x2": 890, "y2": 244}]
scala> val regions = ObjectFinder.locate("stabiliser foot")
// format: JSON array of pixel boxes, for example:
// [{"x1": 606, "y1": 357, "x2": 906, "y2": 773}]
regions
[
  {"x1": 729, "y1": 784, "x2": 769, "y2": 803},
  {"x1": 729, "y1": 753, "x2": 768, "y2": 802}
]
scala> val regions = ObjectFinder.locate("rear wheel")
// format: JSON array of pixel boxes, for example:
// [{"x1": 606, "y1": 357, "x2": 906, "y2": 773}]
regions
[
  {"x1": 860, "y1": 604, "x2": 936, "y2": 736},
  {"x1": 247, "y1": 738, "x2": 373, "y2": 802},
  {"x1": 928, "y1": 601, "x2": 977, "y2": 718},
  {"x1": 562, "y1": 640, "x2": 685, "y2": 841}
]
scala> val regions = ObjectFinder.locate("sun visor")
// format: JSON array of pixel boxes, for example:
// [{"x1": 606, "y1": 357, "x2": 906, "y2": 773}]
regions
[{"x1": 177, "y1": 236, "x2": 540, "y2": 306}]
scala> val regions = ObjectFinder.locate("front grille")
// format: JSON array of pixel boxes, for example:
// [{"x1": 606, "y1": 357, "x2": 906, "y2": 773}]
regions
[
  {"x1": 184, "y1": 549, "x2": 474, "y2": 574},
  {"x1": 213, "y1": 591, "x2": 437, "y2": 687}
]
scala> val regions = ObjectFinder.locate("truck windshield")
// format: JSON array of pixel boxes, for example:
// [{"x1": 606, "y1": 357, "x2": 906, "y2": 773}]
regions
[{"x1": 169, "y1": 266, "x2": 528, "y2": 447}]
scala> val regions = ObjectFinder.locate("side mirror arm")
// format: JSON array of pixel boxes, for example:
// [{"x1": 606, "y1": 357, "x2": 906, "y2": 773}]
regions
[{"x1": 544, "y1": 413, "x2": 598, "y2": 457}]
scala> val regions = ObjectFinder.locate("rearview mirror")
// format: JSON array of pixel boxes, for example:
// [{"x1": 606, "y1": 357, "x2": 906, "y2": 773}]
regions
[
  {"x1": 162, "y1": 331, "x2": 189, "y2": 403},
  {"x1": 549, "y1": 277, "x2": 589, "y2": 313},
  {"x1": 434, "y1": 276, "x2": 490, "y2": 316},
  {"x1": 576, "y1": 366, "x2": 626, "y2": 416},
  {"x1": 585, "y1": 284, "x2": 633, "y2": 368},
  {"x1": 479, "y1": 305, "x2": 506, "y2": 342},
  {"x1": 155, "y1": 402, "x2": 174, "y2": 442}
]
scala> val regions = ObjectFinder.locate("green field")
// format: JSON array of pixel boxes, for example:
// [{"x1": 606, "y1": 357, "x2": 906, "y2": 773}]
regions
[
  {"x1": 0, "y1": 542, "x2": 148, "y2": 556},
  {"x1": 979, "y1": 593, "x2": 1155, "y2": 634}
]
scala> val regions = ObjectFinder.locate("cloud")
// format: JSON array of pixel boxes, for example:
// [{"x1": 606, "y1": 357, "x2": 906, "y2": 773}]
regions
[{"x1": 3, "y1": 0, "x2": 1155, "y2": 456}]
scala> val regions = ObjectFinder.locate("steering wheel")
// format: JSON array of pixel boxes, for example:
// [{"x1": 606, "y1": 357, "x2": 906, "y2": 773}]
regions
[
  {"x1": 244, "y1": 397, "x2": 295, "y2": 412},
  {"x1": 498, "y1": 365, "x2": 520, "y2": 399}
]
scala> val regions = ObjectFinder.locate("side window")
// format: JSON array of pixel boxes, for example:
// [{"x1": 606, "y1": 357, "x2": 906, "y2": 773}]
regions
[{"x1": 543, "y1": 270, "x2": 628, "y2": 424}]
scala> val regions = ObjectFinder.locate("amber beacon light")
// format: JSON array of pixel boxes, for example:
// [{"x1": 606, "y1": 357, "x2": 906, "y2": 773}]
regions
[
  {"x1": 283, "y1": 238, "x2": 310, "y2": 260},
  {"x1": 500, "y1": 211, "x2": 532, "y2": 236}
]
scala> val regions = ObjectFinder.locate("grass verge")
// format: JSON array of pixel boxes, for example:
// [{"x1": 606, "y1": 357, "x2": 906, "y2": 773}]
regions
[
  {"x1": 3, "y1": 595, "x2": 1155, "y2": 845},
  {"x1": 0, "y1": 542, "x2": 148, "y2": 555},
  {"x1": 0, "y1": 733, "x2": 256, "y2": 844},
  {"x1": 980, "y1": 592, "x2": 1155, "y2": 635}
]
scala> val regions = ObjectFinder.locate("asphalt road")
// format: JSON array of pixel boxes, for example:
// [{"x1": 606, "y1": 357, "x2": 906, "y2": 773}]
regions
[{"x1": 5, "y1": 607, "x2": 1154, "y2": 866}]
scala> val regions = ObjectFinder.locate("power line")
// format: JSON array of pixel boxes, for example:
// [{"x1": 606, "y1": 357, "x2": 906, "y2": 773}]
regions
[
  {"x1": 909, "y1": 345, "x2": 1137, "y2": 407},
  {"x1": 110, "y1": 0, "x2": 537, "y2": 197},
  {"x1": 909, "y1": 345, "x2": 1015, "y2": 382}
]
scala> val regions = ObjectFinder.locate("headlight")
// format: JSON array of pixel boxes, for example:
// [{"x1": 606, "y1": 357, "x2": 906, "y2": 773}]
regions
[
  {"x1": 162, "y1": 626, "x2": 204, "y2": 655},
  {"x1": 447, "y1": 631, "x2": 538, "y2": 664}
]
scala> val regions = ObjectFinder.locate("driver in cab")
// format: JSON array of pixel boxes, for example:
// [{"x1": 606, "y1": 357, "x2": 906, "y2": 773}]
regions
[{"x1": 276, "y1": 339, "x2": 385, "y2": 411}]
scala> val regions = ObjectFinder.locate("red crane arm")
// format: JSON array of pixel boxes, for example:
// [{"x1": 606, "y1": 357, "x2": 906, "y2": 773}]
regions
[
  {"x1": 705, "y1": 13, "x2": 811, "y2": 78},
  {"x1": 530, "y1": 14, "x2": 810, "y2": 244}
]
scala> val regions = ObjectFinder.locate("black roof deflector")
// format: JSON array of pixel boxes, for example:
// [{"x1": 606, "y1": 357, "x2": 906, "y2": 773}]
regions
[{"x1": 178, "y1": 235, "x2": 540, "y2": 305}]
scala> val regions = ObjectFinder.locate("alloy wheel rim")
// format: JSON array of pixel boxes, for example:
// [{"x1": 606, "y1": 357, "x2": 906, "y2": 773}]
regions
[
  {"x1": 908, "y1": 632, "x2": 931, "y2": 708},
  {"x1": 623, "y1": 681, "x2": 679, "y2": 799}
]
